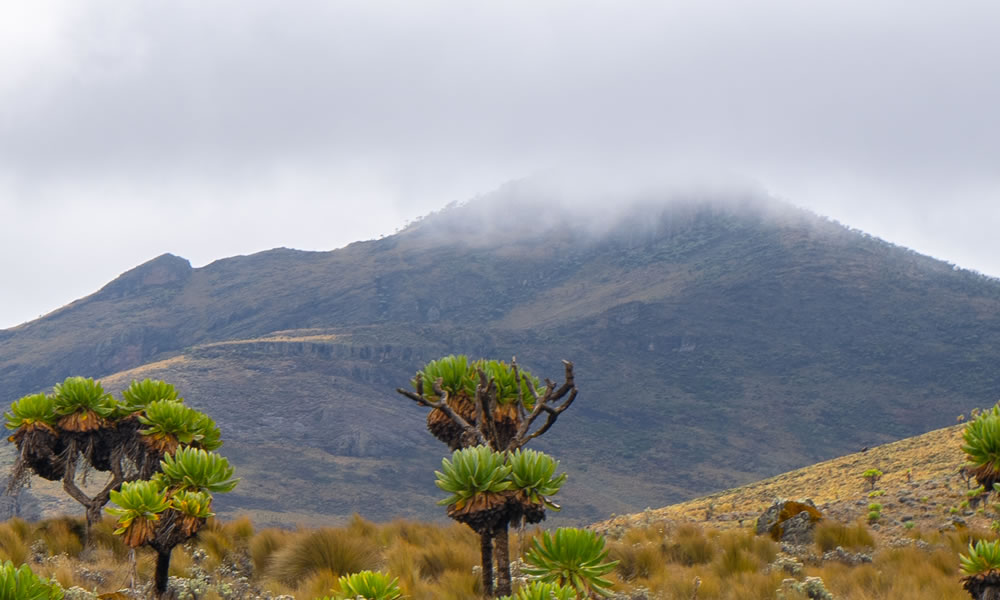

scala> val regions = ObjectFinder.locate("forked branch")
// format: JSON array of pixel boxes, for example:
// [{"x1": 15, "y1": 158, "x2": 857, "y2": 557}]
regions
[
  {"x1": 396, "y1": 375, "x2": 487, "y2": 446},
  {"x1": 508, "y1": 360, "x2": 577, "y2": 451}
]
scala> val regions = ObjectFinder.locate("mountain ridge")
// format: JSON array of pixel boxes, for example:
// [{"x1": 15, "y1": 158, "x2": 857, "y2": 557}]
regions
[{"x1": 3, "y1": 186, "x2": 1000, "y2": 525}]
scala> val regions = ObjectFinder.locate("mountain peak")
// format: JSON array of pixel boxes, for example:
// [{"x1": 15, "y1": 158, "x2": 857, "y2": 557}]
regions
[{"x1": 97, "y1": 253, "x2": 193, "y2": 298}]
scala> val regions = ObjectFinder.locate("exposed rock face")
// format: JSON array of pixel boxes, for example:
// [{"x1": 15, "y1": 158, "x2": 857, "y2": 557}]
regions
[{"x1": 757, "y1": 499, "x2": 823, "y2": 544}]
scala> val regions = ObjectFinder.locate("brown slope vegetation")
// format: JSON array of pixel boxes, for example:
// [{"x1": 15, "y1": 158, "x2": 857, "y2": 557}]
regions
[
  {"x1": 599, "y1": 423, "x2": 975, "y2": 539},
  {"x1": 4, "y1": 186, "x2": 1000, "y2": 523}
]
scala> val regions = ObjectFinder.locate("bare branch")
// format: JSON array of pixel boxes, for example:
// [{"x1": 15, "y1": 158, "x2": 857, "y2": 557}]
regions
[
  {"x1": 395, "y1": 375, "x2": 486, "y2": 447},
  {"x1": 508, "y1": 361, "x2": 577, "y2": 451},
  {"x1": 61, "y1": 455, "x2": 92, "y2": 508},
  {"x1": 517, "y1": 388, "x2": 577, "y2": 447}
]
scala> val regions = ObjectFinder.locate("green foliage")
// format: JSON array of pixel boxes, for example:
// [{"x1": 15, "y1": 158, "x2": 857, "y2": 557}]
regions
[
  {"x1": 522, "y1": 528, "x2": 619, "y2": 598},
  {"x1": 499, "y1": 581, "x2": 579, "y2": 600},
  {"x1": 323, "y1": 570, "x2": 403, "y2": 600},
  {"x1": 477, "y1": 359, "x2": 542, "y2": 407},
  {"x1": 170, "y1": 489, "x2": 215, "y2": 519},
  {"x1": 960, "y1": 539, "x2": 1000, "y2": 575},
  {"x1": 51, "y1": 376, "x2": 116, "y2": 418},
  {"x1": 867, "y1": 502, "x2": 882, "y2": 523},
  {"x1": 159, "y1": 447, "x2": 239, "y2": 493},
  {"x1": 4, "y1": 394, "x2": 57, "y2": 431},
  {"x1": 506, "y1": 448, "x2": 567, "y2": 509},
  {"x1": 118, "y1": 378, "x2": 180, "y2": 414},
  {"x1": 861, "y1": 468, "x2": 883, "y2": 490},
  {"x1": 106, "y1": 480, "x2": 170, "y2": 533},
  {"x1": 0, "y1": 560, "x2": 63, "y2": 600},
  {"x1": 963, "y1": 406, "x2": 1000, "y2": 477},
  {"x1": 434, "y1": 446, "x2": 512, "y2": 508},
  {"x1": 413, "y1": 356, "x2": 543, "y2": 408},
  {"x1": 414, "y1": 355, "x2": 477, "y2": 399},
  {"x1": 138, "y1": 400, "x2": 223, "y2": 450}
]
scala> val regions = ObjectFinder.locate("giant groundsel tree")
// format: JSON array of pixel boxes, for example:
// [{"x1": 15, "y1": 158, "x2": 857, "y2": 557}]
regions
[
  {"x1": 434, "y1": 445, "x2": 567, "y2": 597},
  {"x1": 108, "y1": 446, "x2": 238, "y2": 599},
  {"x1": 4, "y1": 377, "x2": 228, "y2": 554},
  {"x1": 400, "y1": 355, "x2": 578, "y2": 597}
]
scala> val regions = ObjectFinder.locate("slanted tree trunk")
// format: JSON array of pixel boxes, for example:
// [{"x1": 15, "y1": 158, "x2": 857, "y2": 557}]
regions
[
  {"x1": 60, "y1": 444, "x2": 124, "y2": 546},
  {"x1": 493, "y1": 518, "x2": 512, "y2": 597},
  {"x1": 480, "y1": 532, "x2": 495, "y2": 598}
]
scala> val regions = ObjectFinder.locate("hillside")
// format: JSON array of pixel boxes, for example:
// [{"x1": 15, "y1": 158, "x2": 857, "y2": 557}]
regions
[
  {"x1": 598, "y1": 423, "x2": 971, "y2": 535},
  {"x1": 3, "y1": 182, "x2": 1000, "y2": 525}
]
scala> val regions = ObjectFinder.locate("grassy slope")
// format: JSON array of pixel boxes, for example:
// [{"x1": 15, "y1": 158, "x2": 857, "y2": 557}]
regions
[{"x1": 600, "y1": 422, "x2": 976, "y2": 538}]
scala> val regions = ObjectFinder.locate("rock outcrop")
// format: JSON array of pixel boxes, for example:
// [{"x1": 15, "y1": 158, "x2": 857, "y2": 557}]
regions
[{"x1": 757, "y1": 499, "x2": 823, "y2": 544}]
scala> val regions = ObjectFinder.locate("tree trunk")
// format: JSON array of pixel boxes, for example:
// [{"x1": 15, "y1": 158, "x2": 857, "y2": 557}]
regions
[
  {"x1": 480, "y1": 532, "x2": 494, "y2": 598},
  {"x1": 154, "y1": 548, "x2": 172, "y2": 599},
  {"x1": 494, "y1": 518, "x2": 512, "y2": 597}
]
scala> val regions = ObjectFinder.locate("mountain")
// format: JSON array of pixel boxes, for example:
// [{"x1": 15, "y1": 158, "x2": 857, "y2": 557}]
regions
[{"x1": 3, "y1": 181, "x2": 1000, "y2": 526}]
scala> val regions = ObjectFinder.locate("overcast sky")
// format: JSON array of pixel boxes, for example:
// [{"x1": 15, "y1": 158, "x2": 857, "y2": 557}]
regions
[{"x1": 2, "y1": 1, "x2": 999, "y2": 329}]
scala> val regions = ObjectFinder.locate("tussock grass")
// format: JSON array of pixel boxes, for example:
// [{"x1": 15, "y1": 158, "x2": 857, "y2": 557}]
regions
[
  {"x1": 90, "y1": 517, "x2": 130, "y2": 559},
  {"x1": 815, "y1": 520, "x2": 875, "y2": 551},
  {"x1": 0, "y1": 511, "x2": 990, "y2": 600},
  {"x1": 197, "y1": 528, "x2": 235, "y2": 569},
  {"x1": 35, "y1": 516, "x2": 84, "y2": 557},
  {"x1": 223, "y1": 515, "x2": 255, "y2": 543},
  {"x1": 250, "y1": 527, "x2": 292, "y2": 575},
  {"x1": 666, "y1": 523, "x2": 716, "y2": 565},
  {"x1": 0, "y1": 521, "x2": 30, "y2": 564},
  {"x1": 269, "y1": 528, "x2": 380, "y2": 584}
]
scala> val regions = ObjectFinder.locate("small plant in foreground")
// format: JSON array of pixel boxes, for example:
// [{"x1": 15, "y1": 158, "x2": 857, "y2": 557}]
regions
[
  {"x1": 499, "y1": 581, "x2": 578, "y2": 600},
  {"x1": 523, "y1": 528, "x2": 618, "y2": 598},
  {"x1": 0, "y1": 560, "x2": 63, "y2": 600},
  {"x1": 318, "y1": 570, "x2": 403, "y2": 600}
]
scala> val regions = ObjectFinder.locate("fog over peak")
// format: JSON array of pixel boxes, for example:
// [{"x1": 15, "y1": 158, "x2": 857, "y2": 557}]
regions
[{"x1": 2, "y1": 1, "x2": 999, "y2": 328}]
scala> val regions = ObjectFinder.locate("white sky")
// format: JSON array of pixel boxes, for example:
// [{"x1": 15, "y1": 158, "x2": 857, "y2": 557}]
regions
[{"x1": 2, "y1": 1, "x2": 999, "y2": 329}]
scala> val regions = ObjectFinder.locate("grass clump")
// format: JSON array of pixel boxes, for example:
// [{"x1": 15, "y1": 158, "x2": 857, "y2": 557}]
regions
[
  {"x1": 815, "y1": 520, "x2": 875, "y2": 552},
  {"x1": 270, "y1": 528, "x2": 380, "y2": 585}
]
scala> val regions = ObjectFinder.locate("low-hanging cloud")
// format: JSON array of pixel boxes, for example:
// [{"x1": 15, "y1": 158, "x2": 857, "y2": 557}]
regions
[{"x1": 2, "y1": 0, "x2": 1000, "y2": 327}]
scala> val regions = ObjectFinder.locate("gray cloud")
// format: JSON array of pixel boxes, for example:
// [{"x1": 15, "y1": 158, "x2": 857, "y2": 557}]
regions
[{"x1": 2, "y1": 0, "x2": 1000, "y2": 327}]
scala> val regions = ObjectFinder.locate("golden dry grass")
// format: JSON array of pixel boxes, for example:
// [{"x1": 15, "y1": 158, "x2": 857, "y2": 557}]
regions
[
  {"x1": 598, "y1": 423, "x2": 966, "y2": 532},
  {"x1": 0, "y1": 507, "x2": 990, "y2": 600},
  {"x1": 0, "y1": 421, "x2": 988, "y2": 599}
]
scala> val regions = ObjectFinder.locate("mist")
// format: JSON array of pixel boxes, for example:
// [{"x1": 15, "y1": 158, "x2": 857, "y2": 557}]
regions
[{"x1": 2, "y1": 1, "x2": 1000, "y2": 328}]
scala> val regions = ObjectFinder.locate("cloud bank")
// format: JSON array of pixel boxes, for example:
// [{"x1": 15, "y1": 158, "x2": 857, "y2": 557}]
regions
[{"x1": 2, "y1": 1, "x2": 999, "y2": 327}]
